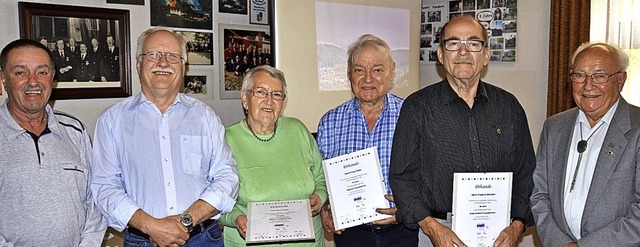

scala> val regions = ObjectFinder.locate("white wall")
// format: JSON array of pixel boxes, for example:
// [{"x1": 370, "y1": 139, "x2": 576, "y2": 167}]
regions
[
  {"x1": 0, "y1": 0, "x2": 246, "y2": 136},
  {"x1": 421, "y1": 0, "x2": 549, "y2": 246}
]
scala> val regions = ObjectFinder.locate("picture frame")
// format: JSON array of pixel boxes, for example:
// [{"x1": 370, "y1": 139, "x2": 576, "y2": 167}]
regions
[
  {"x1": 249, "y1": 0, "x2": 269, "y2": 25},
  {"x1": 19, "y1": 2, "x2": 131, "y2": 100},
  {"x1": 218, "y1": 23, "x2": 272, "y2": 99},
  {"x1": 176, "y1": 31, "x2": 213, "y2": 65},
  {"x1": 150, "y1": 0, "x2": 212, "y2": 30},
  {"x1": 219, "y1": 0, "x2": 248, "y2": 15},
  {"x1": 183, "y1": 75, "x2": 208, "y2": 95}
]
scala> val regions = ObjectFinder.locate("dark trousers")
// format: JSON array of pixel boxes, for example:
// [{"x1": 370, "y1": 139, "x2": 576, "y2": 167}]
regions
[{"x1": 334, "y1": 224, "x2": 418, "y2": 247}]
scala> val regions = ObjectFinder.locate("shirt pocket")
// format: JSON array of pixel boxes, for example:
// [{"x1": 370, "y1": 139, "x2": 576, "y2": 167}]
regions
[
  {"x1": 180, "y1": 135, "x2": 204, "y2": 175},
  {"x1": 61, "y1": 163, "x2": 87, "y2": 200}
]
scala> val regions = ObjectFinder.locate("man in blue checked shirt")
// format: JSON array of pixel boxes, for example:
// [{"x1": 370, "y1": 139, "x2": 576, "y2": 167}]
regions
[{"x1": 317, "y1": 34, "x2": 418, "y2": 247}]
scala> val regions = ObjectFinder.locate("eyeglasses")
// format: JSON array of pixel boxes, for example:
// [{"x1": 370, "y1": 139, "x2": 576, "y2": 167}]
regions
[
  {"x1": 139, "y1": 51, "x2": 183, "y2": 64},
  {"x1": 569, "y1": 71, "x2": 623, "y2": 84},
  {"x1": 248, "y1": 88, "x2": 286, "y2": 100},
  {"x1": 443, "y1": 39, "x2": 485, "y2": 52}
]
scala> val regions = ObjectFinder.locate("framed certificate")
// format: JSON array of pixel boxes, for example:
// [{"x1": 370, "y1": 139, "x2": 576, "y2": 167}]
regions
[
  {"x1": 452, "y1": 172, "x2": 512, "y2": 247},
  {"x1": 322, "y1": 147, "x2": 391, "y2": 230},
  {"x1": 246, "y1": 199, "x2": 315, "y2": 244}
]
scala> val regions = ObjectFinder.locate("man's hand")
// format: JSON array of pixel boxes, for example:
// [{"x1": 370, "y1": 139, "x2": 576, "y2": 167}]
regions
[
  {"x1": 309, "y1": 194, "x2": 322, "y2": 216},
  {"x1": 235, "y1": 215, "x2": 248, "y2": 239},
  {"x1": 372, "y1": 194, "x2": 398, "y2": 225},
  {"x1": 146, "y1": 215, "x2": 189, "y2": 247},
  {"x1": 563, "y1": 242, "x2": 578, "y2": 247},
  {"x1": 418, "y1": 216, "x2": 466, "y2": 247},
  {"x1": 493, "y1": 220, "x2": 525, "y2": 247},
  {"x1": 320, "y1": 201, "x2": 343, "y2": 234}
]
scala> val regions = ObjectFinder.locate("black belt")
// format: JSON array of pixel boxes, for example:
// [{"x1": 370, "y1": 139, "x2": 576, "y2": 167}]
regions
[
  {"x1": 127, "y1": 219, "x2": 216, "y2": 239},
  {"x1": 430, "y1": 211, "x2": 449, "y2": 220},
  {"x1": 355, "y1": 224, "x2": 402, "y2": 234}
]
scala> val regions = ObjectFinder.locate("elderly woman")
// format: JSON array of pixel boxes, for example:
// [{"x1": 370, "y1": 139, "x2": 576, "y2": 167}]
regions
[{"x1": 221, "y1": 65, "x2": 327, "y2": 246}]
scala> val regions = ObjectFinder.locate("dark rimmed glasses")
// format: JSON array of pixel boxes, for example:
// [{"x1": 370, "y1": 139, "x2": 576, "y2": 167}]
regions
[
  {"x1": 569, "y1": 71, "x2": 624, "y2": 84},
  {"x1": 443, "y1": 39, "x2": 485, "y2": 52},
  {"x1": 139, "y1": 51, "x2": 183, "y2": 64}
]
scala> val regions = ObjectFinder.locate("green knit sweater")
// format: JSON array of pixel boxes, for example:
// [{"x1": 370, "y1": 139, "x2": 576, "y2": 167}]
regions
[{"x1": 221, "y1": 116, "x2": 328, "y2": 246}]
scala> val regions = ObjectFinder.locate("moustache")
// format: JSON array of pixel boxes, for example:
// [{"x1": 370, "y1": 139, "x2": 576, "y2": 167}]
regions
[
  {"x1": 23, "y1": 84, "x2": 45, "y2": 92},
  {"x1": 151, "y1": 67, "x2": 175, "y2": 74},
  {"x1": 453, "y1": 58, "x2": 473, "y2": 64}
]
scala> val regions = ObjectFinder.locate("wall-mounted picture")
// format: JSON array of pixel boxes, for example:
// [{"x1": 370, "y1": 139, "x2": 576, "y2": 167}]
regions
[
  {"x1": 19, "y1": 2, "x2": 131, "y2": 100},
  {"x1": 176, "y1": 31, "x2": 213, "y2": 65},
  {"x1": 107, "y1": 0, "x2": 144, "y2": 5},
  {"x1": 183, "y1": 75, "x2": 207, "y2": 95},
  {"x1": 219, "y1": 0, "x2": 248, "y2": 15},
  {"x1": 151, "y1": 0, "x2": 212, "y2": 30},
  {"x1": 249, "y1": 0, "x2": 269, "y2": 25},
  {"x1": 219, "y1": 24, "x2": 272, "y2": 99}
]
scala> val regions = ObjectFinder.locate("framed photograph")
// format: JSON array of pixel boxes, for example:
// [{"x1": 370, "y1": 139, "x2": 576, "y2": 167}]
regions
[
  {"x1": 219, "y1": 0, "x2": 248, "y2": 15},
  {"x1": 19, "y1": 2, "x2": 131, "y2": 100},
  {"x1": 176, "y1": 31, "x2": 213, "y2": 65},
  {"x1": 219, "y1": 23, "x2": 272, "y2": 99},
  {"x1": 150, "y1": 0, "x2": 212, "y2": 30},
  {"x1": 183, "y1": 75, "x2": 207, "y2": 95},
  {"x1": 249, "y1": 0, "x2": 269, "y2": 25}
]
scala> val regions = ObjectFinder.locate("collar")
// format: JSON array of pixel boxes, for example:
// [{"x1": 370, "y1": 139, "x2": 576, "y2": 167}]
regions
[
  {"x1": 346, "y1": 93, "x2": 400, "y2": 114},
  {"x1": 128, "y1": 92, "x2": 195, "y2": 111},
  {"x1": 440, "y1": 79, "x2": 488, "y2": 105},
  {"x1": 576, "y1": 98, "x2": 620, "y2": 128},
  {"x1": 0, "y1": 99, "x2": 62, "y2": 142}
]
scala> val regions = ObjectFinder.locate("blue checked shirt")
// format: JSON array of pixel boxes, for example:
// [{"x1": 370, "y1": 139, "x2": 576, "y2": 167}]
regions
[{"x1": 317, "y1": 93, "x2": 403, "y2": 206}]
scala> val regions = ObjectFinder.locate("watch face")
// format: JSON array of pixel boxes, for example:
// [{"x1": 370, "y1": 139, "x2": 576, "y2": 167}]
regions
[{"x1": 181, "y1": 214, "x2": 193, "y2": 226}]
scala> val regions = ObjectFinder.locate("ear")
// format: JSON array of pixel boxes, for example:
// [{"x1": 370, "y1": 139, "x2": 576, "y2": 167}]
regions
[
  {"x1": 437, "y1": 46, "x2": 444, "y2": 64},
  {"x1": 240, "y1": 91, "x2": 249, "y2": 110},
  {"x1": 483, "y1": 49, "x2": 490, "y2": 66},
  {"x1": 617, "y1": 71, "x2": 627, "y2": 92},
  {"x1": 136, "y1": 59, "x2": 142, "y2": 75}
]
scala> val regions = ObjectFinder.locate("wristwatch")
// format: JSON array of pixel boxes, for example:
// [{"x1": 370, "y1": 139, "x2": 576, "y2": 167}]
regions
[{"x1": 180, "y1": 213, "x2": 194, "y2": 233}]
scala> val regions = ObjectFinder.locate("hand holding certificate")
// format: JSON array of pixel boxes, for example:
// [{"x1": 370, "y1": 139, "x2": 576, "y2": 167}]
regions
[
  {"x1": 246, "y1": 199, "x2": 315, "y2": 244},
  {"x1": 452, "y1": 172, "x2": 513, "y2": 247},
  {"x1": 322, "y1": 147, "x2": 391, "y2": 230}
]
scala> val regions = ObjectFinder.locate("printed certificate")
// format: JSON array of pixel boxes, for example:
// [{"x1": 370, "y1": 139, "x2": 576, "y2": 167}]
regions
[
  {"x1": 452, "y1": 172, "x2": 512, "y2": 247},
  {"x1": 246, "y1": 199, "x2": 315, "y2": 244},
  {"x1": 322, "y1": 147, "x2": 391, "y2": 230}
]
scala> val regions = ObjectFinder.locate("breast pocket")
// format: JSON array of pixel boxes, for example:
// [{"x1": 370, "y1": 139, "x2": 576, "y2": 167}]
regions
[{"x1": 180, "y1": 135, "x2": 204, "y2": 175}]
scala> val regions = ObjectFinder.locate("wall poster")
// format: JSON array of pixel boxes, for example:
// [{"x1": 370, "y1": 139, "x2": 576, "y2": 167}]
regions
[{"x1": 420, "y1": 0, "x2": 517, "y2": 63}]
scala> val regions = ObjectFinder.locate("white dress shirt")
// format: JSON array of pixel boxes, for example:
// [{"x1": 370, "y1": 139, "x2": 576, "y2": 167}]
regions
[
  {"x1": 91, "y1": 92, "x2": 239, "y2": 231},
  {"x1": 563, "y1": 100, "x2": 619, "y2": 239}
]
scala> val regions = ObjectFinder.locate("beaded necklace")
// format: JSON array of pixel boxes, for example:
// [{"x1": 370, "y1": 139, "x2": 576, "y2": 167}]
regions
[{"x1": 245, "y1": 118, "x2": 277, "y2": 142}]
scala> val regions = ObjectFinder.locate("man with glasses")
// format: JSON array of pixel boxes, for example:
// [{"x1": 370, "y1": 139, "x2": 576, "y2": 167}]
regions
[
  {"x1": 91, "y1": 27, "x2": 239, "y2": 247},
  {"x1": 389, "y1": 16, "x2": 535, "y2": 247},
  {"x1": 531, "y1": 43, "x2": 640, "y2": 246}
]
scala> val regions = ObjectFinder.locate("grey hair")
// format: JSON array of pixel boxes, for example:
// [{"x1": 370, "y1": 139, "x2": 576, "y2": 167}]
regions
[
  {"x1": 241, "y1": 65, "x2": 288, "y2": 95},
  {"x1": 136, "y1": 27, "x2": 187, "y2": 65},
  {"x1": 347, "y1": 34, "x2": 395, "y2": 72},
  {"x1": 571, "y1": 42, "x2": 629, "y2": 71}
]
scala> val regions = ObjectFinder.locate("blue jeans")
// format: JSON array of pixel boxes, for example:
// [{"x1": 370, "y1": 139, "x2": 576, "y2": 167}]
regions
[{"x1": 124, "y1": 221, "x2": 223, "y2": 247}]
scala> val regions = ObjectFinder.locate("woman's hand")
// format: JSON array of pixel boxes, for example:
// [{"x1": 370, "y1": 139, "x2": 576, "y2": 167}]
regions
[
  {"x1": 235, "y1": 215, "x2": 248, "y2": 239},
  {"x1": 309, "y1": 194, "x2": 322, "y2": 216}
]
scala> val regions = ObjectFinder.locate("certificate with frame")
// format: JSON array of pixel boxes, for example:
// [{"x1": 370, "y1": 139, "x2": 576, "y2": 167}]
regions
[
  {"x1": 246, "y1": 199, "x2": 315, "y2": 244},
  {"x1": 322, "y1": 147, "x2": 391, "y2": 230},
  {"x1": 452, "y1": 172, "x2": 512, "y2": 247}
]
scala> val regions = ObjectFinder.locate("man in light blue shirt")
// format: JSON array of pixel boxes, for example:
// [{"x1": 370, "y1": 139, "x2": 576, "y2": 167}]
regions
[{"x1": 91, "y1": 27, "x2": 239, "y2": 247}]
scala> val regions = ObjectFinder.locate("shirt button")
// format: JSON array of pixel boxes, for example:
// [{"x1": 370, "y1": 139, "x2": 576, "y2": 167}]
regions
[
  {"x1": 167, "y1": 182, "x2": 171, "y2": 186},
  {"x1": 164, "y1": 158, "x2": 169, "y2": 162},
  {"x1": 162, "y1": 136, "x2": 166, "y2": 139},
  {"x1": 170, "y1": 206, "x2": 174, "y2": 210},
  {"x1": 40, "y1": 152, "x2": 45, "y2": 156}
]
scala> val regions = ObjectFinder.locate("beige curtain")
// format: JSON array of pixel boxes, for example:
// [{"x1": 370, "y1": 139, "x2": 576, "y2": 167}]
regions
[{"x1": 547, "y1": 0, "x2": 590, "y2": 117}]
